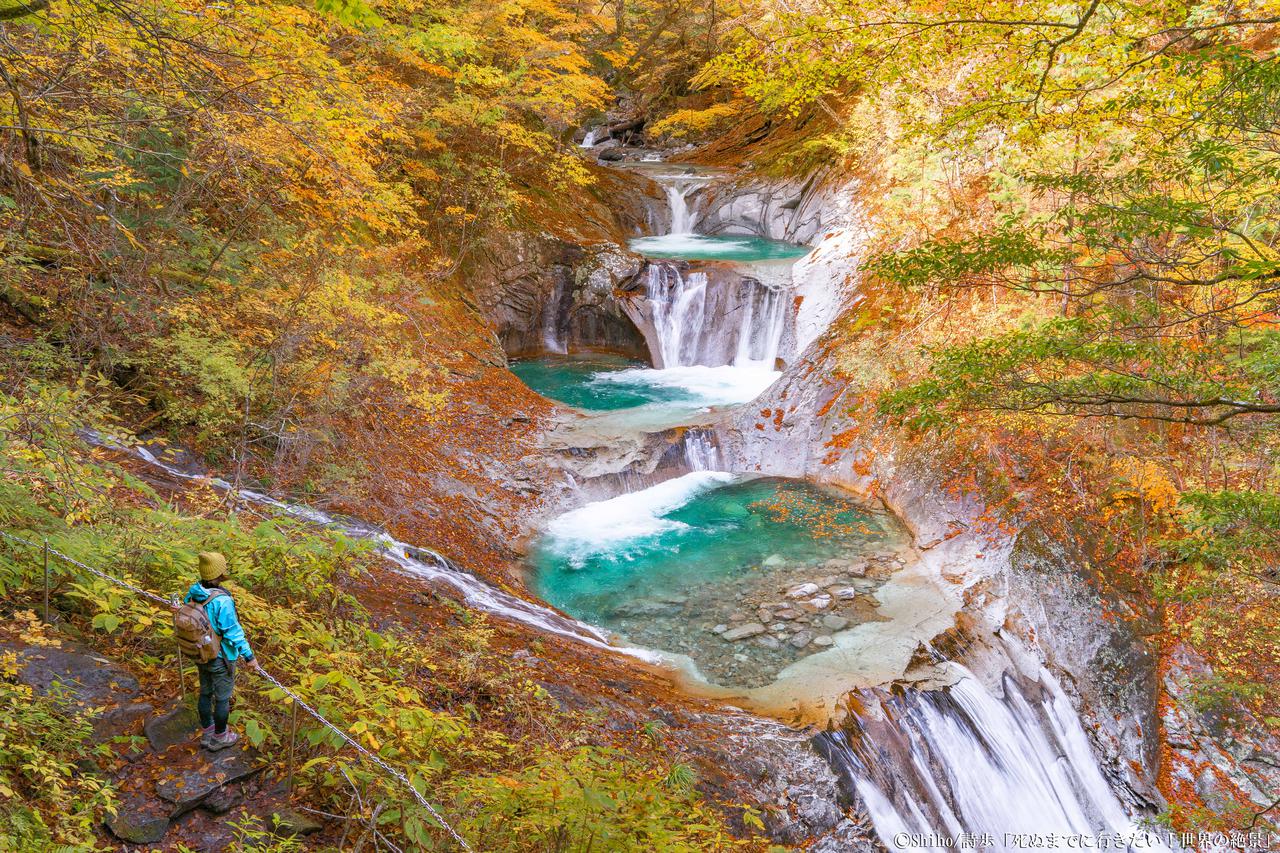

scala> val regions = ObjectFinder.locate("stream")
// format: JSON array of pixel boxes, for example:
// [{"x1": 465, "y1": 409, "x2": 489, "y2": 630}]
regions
[{"x1": 511, "y1": 156, "x2": 1176, "y2": 851}]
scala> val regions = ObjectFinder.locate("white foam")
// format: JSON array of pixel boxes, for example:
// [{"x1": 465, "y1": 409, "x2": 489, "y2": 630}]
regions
[
  {"x1": 545, "y1": 471, "x2": 736, "y2": 562},
  {"x1": 594, "y1": 365, "x2": 780, "y2": 407}
]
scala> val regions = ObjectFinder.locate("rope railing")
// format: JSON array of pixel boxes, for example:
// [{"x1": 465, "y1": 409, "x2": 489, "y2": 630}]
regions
[{"x1": 0, "y1": 528, "x2": 476, "y2": 852}]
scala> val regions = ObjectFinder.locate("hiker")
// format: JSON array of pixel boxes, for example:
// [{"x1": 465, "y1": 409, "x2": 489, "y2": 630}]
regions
[{"x1": 174, "y1": 551, "x2": 261, "y2": 751}]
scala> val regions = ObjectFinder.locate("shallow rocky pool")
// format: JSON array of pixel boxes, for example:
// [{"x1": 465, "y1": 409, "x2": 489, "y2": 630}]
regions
[{"x1": 530, "y1": 473, "x2": 907, "y2": 688}]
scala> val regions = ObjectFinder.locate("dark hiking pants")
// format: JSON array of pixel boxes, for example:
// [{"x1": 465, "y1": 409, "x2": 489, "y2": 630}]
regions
[{"x1": 197, "y1": 656, "x2": 236, "y2": 734}]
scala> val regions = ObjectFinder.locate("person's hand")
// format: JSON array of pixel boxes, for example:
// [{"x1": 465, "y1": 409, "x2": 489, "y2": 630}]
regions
[{"x1": 247, "y1": 657, "x2": 263, "y2": 673}]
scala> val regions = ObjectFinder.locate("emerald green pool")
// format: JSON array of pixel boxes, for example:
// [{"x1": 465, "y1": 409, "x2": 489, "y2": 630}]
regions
[
  {"x1": 629, "y1": 233, "x2": 811, "y2": 261},
  {"x1": 509, "y1": 354, "x2": 779, "y2": 413},
  {"x1": 530, "y1": 473, "x2": 903, "y2": 687}
]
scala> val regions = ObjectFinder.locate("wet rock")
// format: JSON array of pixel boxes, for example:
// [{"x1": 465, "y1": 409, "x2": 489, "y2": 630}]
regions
[
  {"x1": 155, "y1": 743, "x2": 259, "y2": 818},
  {"x1": 775, "y1": 608, "x2": 800, "y2": 620},
  {"x1": 796, "y1": 795, "x2": 843, "y2": 831},
  {"x1": 200, "y1": 785, "x2": 242, "y2": 815},
  {"x1": 769, "y1": 622, "x2": 788, "y2": 633},
  {"x1": 106, "y1": 792, "x2": 169, "y2": 844},
  {"x1": 790, "y1": 631, "x2": 813, "y2": 649},
  {"x1": 721, "y1": 623, "x2": 767, "y2": 641},
  {"x1": 5, "y1": 640, "x2": 142, "y2": 711},
  {"x1": 92, "y1": 701, "x2": 154, "y2": 743},
  {"x1": 145, "y1": 699, "x2": 202, "y2": 752},
  {"x1": 821, "y1": 614, "x2": 850, "y2": 631},
  {"x1": 786, "y1": 582, "x2": 820, "y2": 599},
  {"x1": 728, "y1": 611, "x2": 749, "y2": 622},
  {"x1": 711, "y1": 624, "x2": 728, "y2": 634},
  {"x1": 763, "y1": 554, "x2": 787, "y2": 568}
]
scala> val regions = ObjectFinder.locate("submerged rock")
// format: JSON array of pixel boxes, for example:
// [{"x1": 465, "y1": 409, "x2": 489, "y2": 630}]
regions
[{"x1": 722, "y1": 623, "x2": 767, "y2": 641}]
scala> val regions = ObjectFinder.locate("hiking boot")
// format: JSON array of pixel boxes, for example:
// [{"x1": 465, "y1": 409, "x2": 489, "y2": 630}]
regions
[
  {"x1": 200, "y1": 724, "x2": 215, "y2": 740},
  {"x1": 202, "y1": 729, "x2": 240, "y2": 752}
]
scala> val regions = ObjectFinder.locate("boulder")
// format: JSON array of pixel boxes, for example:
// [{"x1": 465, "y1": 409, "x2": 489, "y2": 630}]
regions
[
  {"x1": 145, "y1": 699, "x2": 202, "y2": 752},
  {"x1": 106, "y1": 792, "x2": 169, "y2": 844},
  {"x1": 155, "y1": 743, "x2": 260, "y2": 818},
  {"x1": 721, "y1": 623, "x2": 767, "y2": 641}
]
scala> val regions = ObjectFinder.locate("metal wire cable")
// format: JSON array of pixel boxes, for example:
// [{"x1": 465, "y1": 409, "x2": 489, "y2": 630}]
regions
[
  {"x1": 253, "y1": 667, "x2": 474, "y2": 852},
  {"x1": 0, "y1": 527, "x2": 476, "y2": 852},
  {"x1": 0, "y1": 529, "x2": 173, "y2": 606}
]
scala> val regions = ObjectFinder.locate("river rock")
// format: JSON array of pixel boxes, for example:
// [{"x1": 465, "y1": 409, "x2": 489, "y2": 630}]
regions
[
  {"x1": 786, "y1": 582, "x2": 820, "y2": 599},
  {"x1": 721, "y1": 623, "x2": 767, "y2": 641},
  {"x1": 756, "y1": 636, "x2": 781, "y2": 650},
  {"x1": 775, "y1": 609, "x2": 800, "y2": 620},
  {"x1": 763, "y1": 554, "x2": 787, "y2": 568},
  {"x1": 821, "y1": 614, "x2": 850, "y2": 631},
  {"x1": 789, "y1": 631, "x2": 813, "y2": 649},
  {"x1": 832, "y1": 587, "x2": 859, "y2": 600},
  {"x1": 807, "y1": 595, "x2": 832, "y2": 610},
  {"x1": 711, "y1": 624, "x2": 728, "y2": 634},
  {"x1": 769, "y1": 622, "x2": 788, "y2": 633},
  {"x1": 812, "y1": 635, "x2": 835, "y2": 647}
]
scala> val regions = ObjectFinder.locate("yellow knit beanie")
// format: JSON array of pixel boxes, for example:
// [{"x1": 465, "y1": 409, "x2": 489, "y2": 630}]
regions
[{"x1": 198, "y1": 551, "x2": 229, "y2": 581}]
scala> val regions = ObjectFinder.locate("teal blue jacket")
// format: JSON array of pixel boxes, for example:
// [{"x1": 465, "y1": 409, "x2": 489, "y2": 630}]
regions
[{"x1": 184, "y1": 582, "x2": 254, "y2": 662}]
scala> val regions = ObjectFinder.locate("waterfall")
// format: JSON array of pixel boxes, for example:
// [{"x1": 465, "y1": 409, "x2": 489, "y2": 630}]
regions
[
  {"x1": 682, "y1": 429, "x2": 720, "y2": 471},
  {"x1": 815, "y1": 665, "x2": 1172, "y2": 852},
  {"x1": 645, "y1": 264, "x2": 708, "y2": 368},
  {"x1": 580, "y1": 127, "x2": 602, "y2": 148},
  {"x1": 666, "y1": 181, "x2": 698, "y2": 234},
  {"x1": 733, "y1": 278, "x2": 788, "y2": 369}
]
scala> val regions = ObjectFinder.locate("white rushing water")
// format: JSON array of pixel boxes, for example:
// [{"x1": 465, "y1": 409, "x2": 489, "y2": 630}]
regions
[
  {"x1": 816, "y1": 665, "x2": 1172, "y2": 852},
  {"x1": 544, "y1": 470, "x2": 735, "y2": 566}
]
